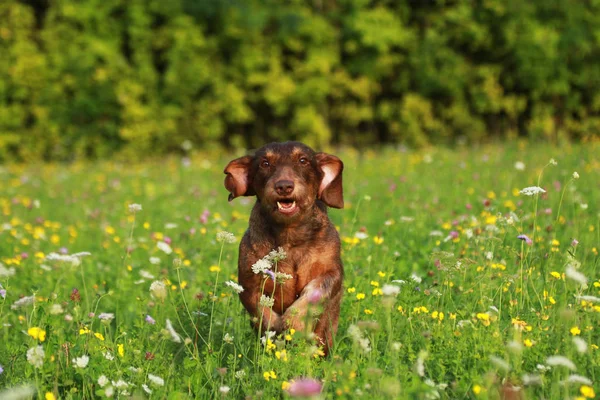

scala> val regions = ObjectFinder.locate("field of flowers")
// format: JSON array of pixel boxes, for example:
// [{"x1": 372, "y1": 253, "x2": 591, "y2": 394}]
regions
[{"x1": 0, "y1": 141, "x2": 599, "y2": 399}]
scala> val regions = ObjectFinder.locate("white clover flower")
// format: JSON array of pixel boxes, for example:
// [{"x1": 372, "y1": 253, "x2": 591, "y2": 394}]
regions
[
  {"x1": 98, "y1": 375, "x2": 109, "y2": 387},
  {"x1": 73, "y1": 355, "x2": 89, "y2": 369},
  {"x1": 252, "y1": 259, "x2": 272, "y2": 275},
  {"x1": 27, "y1": 345, "x2": 45, "y2": 368},
  {"x1": 216, "y1": 231, "x2": 236, "y2": 244},
  {"x1": 565, "y1": 265, "x2": 587, "y2": 287},
  {"x1": 514, "y1": 161, "x2": 526, "y2": 171},
  {"x1": 12, "y1": 295, "x2": 35, "y2": 310},
  {"x1": 157, "y1": 241, "x2": 172, "y2": 254},
  {"x1": 573, "y1": 337, "x2": 588, "y2": 353},
  {"x1": 572, "y1": 171, "x2": 579, "y2": 179},
  {"x1": 165, "y1": 319, "x2": 182, "y2": 343},
  {"x1": 519, "y1": 186, "x2": 546, "y2": 196},
  {"x1": 546, "y1": 355, "x2": 576, "y2": 370},
  {"x1": 259, "y1": 295, "x2": 274, "y2": 308},
  {"x1": 224, "y1": 280, "x2": 244, "y2": 294},
  {"x1": 128, "y1": 203, "x2": 142, "y2": 213},
  {"x1": 381, "y1": 284, "x2": 400, "y2": 297},
  {"x1": 148, "y1": 374, "x2": 165, "y2": 386},
  {"x1": 149, "y1": 280, "x2": 167, "y2": 300}
]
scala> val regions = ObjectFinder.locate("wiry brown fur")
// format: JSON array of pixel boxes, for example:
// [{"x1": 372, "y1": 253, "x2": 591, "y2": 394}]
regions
[{"x1": 224, "y1": 142, "x2": 344, "y2": 354}]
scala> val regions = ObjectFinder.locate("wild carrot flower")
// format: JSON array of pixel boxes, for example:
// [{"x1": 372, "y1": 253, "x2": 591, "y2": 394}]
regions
[
  {"x1": 72, "y1": 355, "x2": 89, "y2": 369},
  {"x1": 252, "y1": 259, "x2": 272, "y2": 275},
  {"x1": 259, "y1": 295, "x2": 274, "y2": 308},
  {"x1": 519, "y1": 186, "x2": 546, "y2": 196},
  {"x1": 149, "y1": 281, "x2": 167, "y2": 300},
  {"x1": 26, "y1": 345, "x2": 45, "y2": 368},
  {"x1": 216, "y1": 231, "x2": 236, "y2": 243},
  {"x1": 128, "y1": 203, "x2": 142, "y2": 213}
]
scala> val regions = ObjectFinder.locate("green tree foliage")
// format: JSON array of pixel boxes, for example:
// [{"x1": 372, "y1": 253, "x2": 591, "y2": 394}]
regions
[{"x1": 1, "y1": 0, "x2": 599, "y2": 160}]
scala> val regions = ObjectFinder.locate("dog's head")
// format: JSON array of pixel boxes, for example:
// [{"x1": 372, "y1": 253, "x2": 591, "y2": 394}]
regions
[{"x1": 224, "y1": 142, "x2": 343, "y2": 223}]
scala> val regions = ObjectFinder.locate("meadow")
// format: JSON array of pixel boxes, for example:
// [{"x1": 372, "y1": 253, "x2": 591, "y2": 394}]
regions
[{"x1": 0, "y1": 141, "x2": 598, "y2": 399}]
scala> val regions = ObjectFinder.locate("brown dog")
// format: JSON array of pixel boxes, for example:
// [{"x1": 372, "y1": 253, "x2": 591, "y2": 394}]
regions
[{"x1": 224, "y1": 141, "x2": 344, "y2": 354}]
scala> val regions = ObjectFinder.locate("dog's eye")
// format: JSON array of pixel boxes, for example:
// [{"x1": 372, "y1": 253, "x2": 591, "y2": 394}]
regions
[
  {"x1": 299, "y1": 157, "x2": 308, "y2": 165},
  {"x1": 261, "y1": 159, "x2": 270, "y2": 168}
]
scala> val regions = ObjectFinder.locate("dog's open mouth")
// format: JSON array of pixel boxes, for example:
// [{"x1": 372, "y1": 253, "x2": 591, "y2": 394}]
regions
[{"x1": 276, "y1": 199, "x2": 298, "y2": 215}]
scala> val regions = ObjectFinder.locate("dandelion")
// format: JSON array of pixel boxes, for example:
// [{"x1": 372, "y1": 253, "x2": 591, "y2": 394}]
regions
[
  {"x1": 72, "y1": 355, "x2": 89, "y2": 369},
  {"x1": 128, "y1": 203, "x2": 142, "y2": 213},
  {"x1": 288, "y1": 378, "x2": 323, "y2": 397},
  {"x1": 546, "y1": 355, "x2": 576, "y2": 370},
  {"x1": 148, "y1": 374, "x2": 165, "y2": 386},
  {"x1": 216, "y1": 231, "x2": 236, "y2": 243},
  {"x1": 225, "y1": 280, "x2": 244, "y2": 294},
  {"x1": 565, "y1": 265, "x2": 588, "y2": 287},
  {"x1": 381, "y1": 284, "x2": 400, "y2": 297},
  {"x1": 26, "y1": 345, "x2": 45, "y2": 368},
  {"x1": 519, "y1": 186, "x2": 546, "y2": 196},
  {"x1": 259, "y1": 295, "x2": 274, "y2": 308},
  {"x1": 157, "y1": 241, "x2": 172, "y2": 254},
  {"x1": 117, "y1": 344, "x2": 124, "y2": 357},
  {"x1": 149, "y1": 280, "x2": 167, "y2": 300},
  {"x1": 145, "y1": 315, "x2": 156, "y2": 325},
  {"x1": 517, "y1": 234, "x2": 533, "y2": 245},
  {"x1": 11, "y1": 295, "x2": 34, "y2": 310},
  {"x1": 165, "y1": 319, "x2": 182, "y2": 343}
]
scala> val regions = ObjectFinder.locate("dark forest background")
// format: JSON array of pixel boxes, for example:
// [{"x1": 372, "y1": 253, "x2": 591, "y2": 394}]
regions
[{"x1": 1, "y1": 0, "x2": 600, "y2": 161}]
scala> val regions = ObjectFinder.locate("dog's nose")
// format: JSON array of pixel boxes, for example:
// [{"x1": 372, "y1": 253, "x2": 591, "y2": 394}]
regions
[{"x1": 275, "y1": 180, "x2": 294, "y2": 195}]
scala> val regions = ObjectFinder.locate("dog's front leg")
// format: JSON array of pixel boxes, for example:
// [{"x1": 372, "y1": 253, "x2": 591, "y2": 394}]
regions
[
  {"x1": 282, "y1": 269, "x2": 342, "y2": 333},
  {"x1": 239, "y1": 289, "x2": 284, "y2": 333}
]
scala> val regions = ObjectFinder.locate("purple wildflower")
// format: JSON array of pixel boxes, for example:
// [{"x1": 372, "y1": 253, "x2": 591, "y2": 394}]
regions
[
  {"x1": 145, "y1": 315, "x2": 156, "y2": 325},
  {"x1": 571, "y1": 239, "x2": 579, "y2": 247},
  {"x1": 0, "y1": 284, "x2": 5, "y2": 299},
  {"x1": 265, "y1": 270, "x2": 276, "y2": 281},
  {"x1": 517, "y1": 234, "x2": 533, "y2": 245}
]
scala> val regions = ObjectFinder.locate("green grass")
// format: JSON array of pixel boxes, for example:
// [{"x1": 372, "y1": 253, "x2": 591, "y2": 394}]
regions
[{"x1": 0, "y1": 141, "x2": 599, "y2": 399}]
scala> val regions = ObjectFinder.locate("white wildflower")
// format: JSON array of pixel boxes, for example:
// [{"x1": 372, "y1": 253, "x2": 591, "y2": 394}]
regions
[
  {"x1": 149, "y1": 280, "x2": 167, "y2": 300},
  {"x1": 575, "y1": 295, "x2": 600, "y2": 303},
  {"x1": 105, "y1": 386, "x2": 114, "y2": 398},
  {"x1": 415, "y1": 350, "x2": 428, "y2": 377},
  {"x1": 164, "y1": 223, "x2": 178, "y2": 230},
  {"x1": 490, "y1": 356, "x2": 510, "y2": 372},
  {"x1": 348, "y1": 324, "x2": 371, "y2": 353},
  {"x1": 128, "y1": 203, "x2": 142, "y2": 213},
  {"x1": 259, "y1": 295, "x2": 274, "y2": 308},
  {"x1": 572, "y1": 337, "x2": 588, "y2": 353},
  {"x1": 275, "y1": 272, "x2": 293, "y2": 282},
  {"x1": 572, "y1": 172, "x2": 579, "y2": 179},
  {"x1": 260, "y1": 331, "x2": 276, "y2": 346},
  {"x1": 0, "y1": 386, "x2": 36, "y2": 399},
  {"x1": 149, "y1": 257, "x2": 160, "y2": 265},
  {"x1": 98, "y1": 375, "x2": 109, "y2": 387},
  {"x1": 519, "y1": 186, "x2": 546, "y2": 196},
  {"x1": 391, "y1": 279, "x2": 407, "y2": 284},
  {"x1": 252, "y1": 259, "x2": 272, "y2": 275},
  {"x1": 546, "y1": 355, "x2": 576, "y2": 370},
  {"x1": 266, "y1": 247, "x2": 287, "y2": 262},
  {"x1": 98, "y1": 313, "x2": 115, "y2": 321},
  {"x1": 224, "y1": 280, "x2": 244, "y2": 294},
  {"x1": 26, "y1": 345, "x2": 45, "y2": 368},
  {"x1": 11, "y1": 295, "x2": 34, "y2": 310},
  {"x1": 381, "y1": 284, "x2": 400, "y2": 297},
  {"x1": 223, "y1": 333, "x2": 234, "y2": 344},
  {"x1": 235, "y1": 370, "x2": 246, "y2": 379},
  {"x1": 507, "y1": 340, "x2": 523, "y2": 353},
  {"x1": 142, "y1": 384, "x2": 152, "y2": 394},
  {"x1": 140, "y1": 270, "x2": 155, "y2": 279},
  {"x1": 157, "y1": 241, "x2": 172, "y2": 254},
  {"x1": 429, "y1": 230, "x2": 443, "y2": 237},
  {"x1": 148, "y1": 374, "x2": 165, "y2": 386},
  {"x1": 549, "y1": 158, "x2": 557, "y2": 165},
  {"x1": 73, "y1": 355, "x2": 89, "y2": 368},
  {"x1": 514, "y1": 161, "x2": 525, "y2": 171},
  {"x1": 354, "y1": 232, "x2": 368, "y2": 240},
  {"x1": 563, "y1": 374, "x2": 592, "y2": 385},
  {"x1": 0, "y1": 263, "x2": 16, "y2": 277},
  {"x1": 565, "y1": 265, "x2": 587, "y2": 287},
  {"x1": 165, "y1": 319, "x2": 182, "y2": 343},
  {"x1": 536, "y1": 364, "x2": 551, "y2": 372},
  {"x1": 103, "y1": 351, "x2": 114, "y2": 361},
  {"x1": 220, "y1": 386, "x2": 231, "y2": 394},
  {"x1": 49, "y1": 304, "x2": 64, "y2": 315},
  {"x1": 457, "y1": 320, "x2": 472, "y2": 328},
  {"x1": 410, "y1": 273, "x2": 422, "y2": 283},
  {"x1": 216, "y1": 231, "x2": 236, "y2": 244},
  {"x1": 112, "y1": 380, "x2": 129, "y2": 389}
]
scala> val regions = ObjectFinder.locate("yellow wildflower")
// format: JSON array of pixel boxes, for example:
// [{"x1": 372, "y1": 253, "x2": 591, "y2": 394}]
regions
[
  {"x1": 356, "y1": 293, "x2": 365, "y2": 300},
  {"x1": 118, "y1": 343, "x2": 124, "y2": 357},
  {"x1": 570, "y1": 326, "x2": 581, "y2": 336},
  {"x1": 580, "y1": 385, "x2": 595, "y2": 398},
  {"x1": 28, "y1": 327, "x2": 46, "y2": 342},
  {"x1": 263, "y1": 370, "x2": 277, "y2": 381},
  {"x1": 45, "y1": 393, "x2": 56, "y2": 400},
  {"x1": 347, "y1": 287, "x2": 356, "y2": 293},
  {"x1": 94, "y1": 332, "x2": 105, "y2": 341}
]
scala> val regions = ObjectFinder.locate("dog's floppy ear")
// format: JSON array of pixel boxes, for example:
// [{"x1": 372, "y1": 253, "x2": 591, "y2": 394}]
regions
[
  {"x1": 224, "y1": 155, "x2": 255, "y2": 201},
  {"x1": 315, "y1": 152, "x2": 344, "y2": 209}
]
